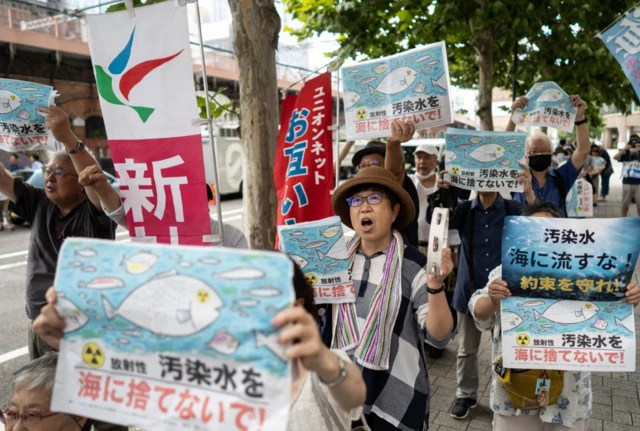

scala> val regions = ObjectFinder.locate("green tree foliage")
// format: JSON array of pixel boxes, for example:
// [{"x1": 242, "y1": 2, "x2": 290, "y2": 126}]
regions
[{"x1": 284, "y1": 0, "x2": 638, "y2": 130}]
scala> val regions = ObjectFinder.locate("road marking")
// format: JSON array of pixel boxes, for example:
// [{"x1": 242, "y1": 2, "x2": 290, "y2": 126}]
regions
[
  {"x1": 0, "y1": 250, "x2": 28, "y2": 260},
  {"x1": 0, "y1": 261, "x2": 26, "y2": 270},
  {"x1": 0, "y1": 346, "x2": 28, "y2": 364}
]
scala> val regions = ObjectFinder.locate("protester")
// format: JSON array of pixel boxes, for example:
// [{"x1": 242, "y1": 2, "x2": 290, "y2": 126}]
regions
[
  {"x1": 428, "y1": 169, "x2": 531, "y2": 419},
  {"x1": 78, "y1": 164, "x2": 248, "y2": 248},
  {"x1": 9, "y1": 154, "x2": 21, "y2": 172},
  {"x1": 33, "y1": 262, "x2": 367, "y2": 431},
  {"x1": 585, "y1": 145, "x2": 604, "y2": 206},
  {"x1": 507, "y1": 95, "x2": 590, "y2": 214},
  {"x1": 323, "y1": 166, "x2": 454, "y2": 430},
  {"x1": 30, "y1": 154, "x2": 44, "y2": 170},
  {"x1": 1, "y1": 353, "x2": 92, "y2": 431},
  {"x1": 469, "y1": 201, "x2": 640, "y2": 431},
  {"x1": 347, "y1": 120, "x2": 421, "y2": 247},
  {"x1": 0, "y1": 190, "x2": 9, "y2": 231},
  {"x1": 0, "y1": 106, "x2": 116, "y2": 361},
  {"x1": 614, "y1": 136, "x2": 640, "y2": 216},
  {"x1": 597, "y1": 144, "x2": 614, "y2": 201}
]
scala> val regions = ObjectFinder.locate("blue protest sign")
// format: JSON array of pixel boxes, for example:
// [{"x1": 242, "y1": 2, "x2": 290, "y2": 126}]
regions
[{"x1": 511, "y1": 82, "x2": 576, "y2": 132}]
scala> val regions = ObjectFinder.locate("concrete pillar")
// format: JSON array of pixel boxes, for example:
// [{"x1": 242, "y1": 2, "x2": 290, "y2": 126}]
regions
[{"x1": 602, "y1": 128, "x2": 613, "y2": 149}]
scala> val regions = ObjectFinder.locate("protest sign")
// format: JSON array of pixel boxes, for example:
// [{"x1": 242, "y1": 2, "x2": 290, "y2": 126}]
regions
[
  {"x1": 566, "y1": 178, "x2": 593, "y2": 218},
  {"x1": 52, "y1": 239, "x2": 294, "y2": 431},
  {"x1": 274, "y1": 73, "x2": 333, "y2": 227},
  {"x1": 599, "y1": 7, "x2": 640, "y2": 102},
  {"x1": 622, "y1": 159, "x2": 640, "y2": 180},
  {"x1": 87, "y1": 2, "x2": 211, "y2": 245},
  {"x1": 502, "y1": 217, "x2": 640, "y2": 301},
  {"x1": 278, "y1": 216, "x2": 354, "y2": 304},
  {"x1": 0, "y1": 78, "x2": 59, "y2": 152},
  {"x1": 342, "y1": 42, "x2": 452, "y2": 140},
  {"x1": 501, "y1": 297, "x2": 635, "y2": 372},
  {"x1": 444, "y1": 128, "x2": 527, "y2": 192},
  {"x1": 511, "y1": 82, "x2": 576, "y2": 132}
]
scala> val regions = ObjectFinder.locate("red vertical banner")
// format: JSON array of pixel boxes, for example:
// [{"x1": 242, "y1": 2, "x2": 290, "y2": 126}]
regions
[{"x1": 274, "y1": 73, "x2": 333, "y2": 227}]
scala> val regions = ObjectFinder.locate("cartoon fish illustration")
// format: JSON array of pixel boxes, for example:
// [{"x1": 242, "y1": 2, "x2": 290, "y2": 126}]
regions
[
  {"x1": 430, "y1": 73, "x2": 448, "y2": 90},
  {"x1": 74, "y1": 247, "x2": 98, "y2": 258},
  {"x1": 615, "y1": 314, "x2": 634, "y2": 332},
  {"x1": 81, "y1": 266, "x2": 97, "y2": 273},
  {"x1": 317, "y1": 239, "x2": 348, "y2": 261},
  {"x1": 505, "y1": 139, "x2": 520, "y2": 144},
  {"x1": 368, "y1": 67, "x2": 417, "y2": 96},
  {"x1": 0, "y1": 90, "x2": 22, "y2": 114},
  {"x1": 102, "y1": 270, "x2": 223, "y2": 337},
  {"x1": 502, "y1": 310, "x2": 524, "y2": 331},
  {"x1": 78, "y1": 277, "x2": 124, "y2": 290},
  {"x1": 537, "y1": 88, "x2": 563, "y2": 102},
  {"x1": 207, "y1": 329, "x2": 240, "y2": 355},
  {"x1": 360, "y1": 77, "x2": 377, "y2": 85},
  {"x1": 373, "y1": 63, "x2": 389, "y2": 74},
  {"x1": 321, "y1": 225, "x2": 341, "y2": 238},
  {"x1": 117, "y1": 337, "x2": 131, "y2": 345},
  {"x1": 199, "y1": 257, "x2": 221, "y2": 265},
  {"x1": 328, "y1": 262, "x2": 341, "y2": 267},
  {"x1": 287, "y1": 253, "x2": 309, "y2": 270},
  {"x1": 534, "y1": 84, "x2": 544, "y2": 91},
  {"x1": 178, "y1": 262, "x2": 193, "y2": 268},
  {"x1": 533, "y1": 300, "x2": 599, "y2": 324},
  {"x1": 414, "y1": 55, "x2": 432, "y2": 63},
  {"x1": 304, "y1": 241, "x2": 328, "y2": 249},
  {"x1": 234, "y1": 299, "x2": 259, "y2": 308},
  {"x1": 464, "y1": 144, "x2": 506, "y2": 163},
  {"x1": 592, "y1": 319, "x2": 608, "y2": 330},
  {"x1": 445, "y1": 150, "x2": 457, "y2": 163},
  {"x1": 348, "y1": 68, "x2": 360, "y2": 74},
  {"x1": 426, "y1": 60, "x2": 439, "y2": 66},
  {"x1": 255, "y1": 330, "x2": 287, "y2": 361},
  {"x1": 413, "y1": 83, "x2": 426, "y2": 93},
  {"x1": 517, "y1": 300, "x2": 545, "y2": 307},
  {"x1": 541, "y1": 324, "x2": 555, "y2": 328},
  {"x1": 469, "y1": 137, "x2": 482, "y2": 144},
  {"x1": 56, "y1": 297, "x2": 89, "y2": 333},
  {"x1": 17, "y1": 109, "x2": 30, "y2": 120},
  {"x1": 122, "y1": 251, "x2": 159, "y2": 274},
  {"x1": 216, "y1": 267, "x2": 265, "y2": 280},
  {"x1": 500, "y1": 158, "x2": 511, "y2": 166},
  {"x1": 169, "y1": 254, "x2": 182, "y2": 260},
  {"x1": 343, "y1": 90, "x2": 361, "y2": 110},
  {"x1": 291, "y1": 231, "x2": 304, "y2": 236},
  {"x1": 69, "y1": 261, "x2": 84, "y2": 267},
  {"x1": 121, "y1": 330, "x2": 143, "y2": 338},
  {"x1": 243, "y1": 286, "x2": 282, "y2": 298}
]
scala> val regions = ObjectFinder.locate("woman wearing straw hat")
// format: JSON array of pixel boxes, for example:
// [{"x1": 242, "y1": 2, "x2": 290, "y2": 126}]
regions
[{"x1": 328, "y1": 166, "x2": 455, "y2": 431}]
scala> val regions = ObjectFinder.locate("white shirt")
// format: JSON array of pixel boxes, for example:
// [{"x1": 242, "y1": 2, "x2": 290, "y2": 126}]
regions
[{"x1": 31, "y1": 161, "x2": 43, "y2": 170}]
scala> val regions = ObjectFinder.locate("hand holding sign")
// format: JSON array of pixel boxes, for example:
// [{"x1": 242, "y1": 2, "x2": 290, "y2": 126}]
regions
[
  {"x1": 39, "y1": 106, "x2": 77, "y2": 147},
  {"x1": 387, "y1": 119, "x2": 415, "y2": 145},
  {"x1": 624, "y1": 280, "x2": 640, "y2": 307},
  {"x1": 488, "y1": 279, "x2": 511, "y2": 307},
  {"x1": 511, "y1": 96, "x2": 528, "y2": 113},
  {"x1": 32, "y1": 287, "x2": 64, "y2": 351},
  {"x1": 570, "y1": 94, "x2": 587, "y2": 122}
]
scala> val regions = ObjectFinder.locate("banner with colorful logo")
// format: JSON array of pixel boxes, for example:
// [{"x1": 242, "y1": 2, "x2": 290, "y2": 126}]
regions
[
  {"x1": 87, "y1": 2, "x2": 211, "y2": 245},
  {"x1": 52, "y1": 239, "x2": 294, "y2": 431},
  {"x1": 510, "y1": 82, "x2": 577, "y2": 132},
  {"x1": 341, "y1": 42, "x2": 453, "y2": 140},
  {"x1": 274, "y1": 73, "x2": 333, "y2": 226}
]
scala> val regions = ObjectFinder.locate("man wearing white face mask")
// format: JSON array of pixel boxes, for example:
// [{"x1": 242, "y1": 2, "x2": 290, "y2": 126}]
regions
[
  {"x1": 614, "y1": 136, "x2": 640, "y2": 216},
  {"x1": 408, "y1": 144, "x2": 440, "y2": 253}
]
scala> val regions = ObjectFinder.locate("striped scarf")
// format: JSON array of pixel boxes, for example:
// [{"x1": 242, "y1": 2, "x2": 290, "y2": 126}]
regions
[{"x1": 332, "y1": 230, "x2": 404, "y2": 370}]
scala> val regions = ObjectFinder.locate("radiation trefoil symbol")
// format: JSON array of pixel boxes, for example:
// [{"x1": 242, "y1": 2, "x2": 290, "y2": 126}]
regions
[
  {"x1": 82, "y1": 343, "x2": 105, "y2": 368},
  {"x1": 95, "y1": 27, "x2": 183, "y2": 123},
  {"x1": 356, "y1": 108, "x2": 367, "y2": 120},
  {"x1": 516, "y1": 333, "x2": 530, "y2": 347}
]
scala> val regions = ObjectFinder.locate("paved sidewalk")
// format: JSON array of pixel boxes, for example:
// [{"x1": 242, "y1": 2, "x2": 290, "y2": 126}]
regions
[{"x1": 426, "y1": 163, "x2": 640, "y2": 431}]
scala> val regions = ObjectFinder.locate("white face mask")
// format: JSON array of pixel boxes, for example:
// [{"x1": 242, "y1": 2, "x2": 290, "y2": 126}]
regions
[{"x1": 414, "y1": 170, "x2": 436, "y2": 180}]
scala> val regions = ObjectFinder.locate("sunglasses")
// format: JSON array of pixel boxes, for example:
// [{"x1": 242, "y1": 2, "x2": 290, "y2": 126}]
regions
[{"x1": 347, "y1": 192, "x2": 385, "y2": 207}]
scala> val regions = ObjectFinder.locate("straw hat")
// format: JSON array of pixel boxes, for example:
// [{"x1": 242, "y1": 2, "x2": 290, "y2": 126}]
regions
[{"x1": 332, "y1": 166, "x2": 415, "y2": 230}]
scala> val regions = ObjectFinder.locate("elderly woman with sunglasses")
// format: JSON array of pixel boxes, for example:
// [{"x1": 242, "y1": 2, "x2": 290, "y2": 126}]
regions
[{"x1": 1, "y1": 353, "x2": 93, "y2": 431}]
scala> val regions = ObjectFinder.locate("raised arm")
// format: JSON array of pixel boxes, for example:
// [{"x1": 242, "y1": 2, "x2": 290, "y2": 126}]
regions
[
  {"x1": 385, "y1": 120, "x2": 415, "y2": 184},
  {"x1": 614, "y1": 144, "x2": 630, "y2": 161},
  {"x1": 338, "y1": 141, "x2": 354, "y2": 165},
  {"x1": 78, "y1": 165, "x2": 122, "y2": 214},
  {"x1": 506, "y1": 96, "x2": 528, "y2": 132},
  {"x1": 423, "y1": 248, "x2": 455, "y2": 340},
  {"x1": 0, "y1": 164, "x2": 15, "y2": 202},
  {"x1": 570, "y1": 95, "x2": 589, "y2": 170}
]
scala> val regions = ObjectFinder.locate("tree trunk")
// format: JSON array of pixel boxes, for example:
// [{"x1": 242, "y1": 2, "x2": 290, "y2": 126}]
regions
[
  {"x1": 228, "y1": 0, "x2": 280, "y2": 250},
  {"x1": 475, "y1": 34, "x2": 495, "y2": 131}
]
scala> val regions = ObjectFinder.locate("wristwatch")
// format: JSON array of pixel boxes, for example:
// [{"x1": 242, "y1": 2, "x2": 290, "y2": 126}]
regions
[
  {"x1": 426, "y1": 284, "x2": 446, "y2": 294},
  {"x1": 67, "y1": 140, "x2": 86, "y2": 155},
  {"x1": 575, "y1": 116, "x2": 588, "y2": 126},
  {"x1": 319, "y1": 356, "x2": 348, "y2": 388}
]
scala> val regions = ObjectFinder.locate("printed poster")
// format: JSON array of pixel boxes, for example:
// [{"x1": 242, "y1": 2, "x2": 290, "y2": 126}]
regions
[
  {"x1": 0, "y1": 78, "x2": 59, "y2": 152},
  {"x1": 511, "y1": 82, "x2": 577, "y2": 132},
  {"x1": 501, "y1": 297, "x2": 635, "y2": 371},
  {"x1": 444, "y1": 128, "x2": 527, "y2": 192},
  {"x1": 566, "y1": 178, "x2": 593, "y2": 218},
  {"x1": 599, "y1": 7, "x2": 640, "y2": 102},
  {"x1": 278, "y1": 216, "x2": 355, "y2": 304},
  {"x1": 622, "y1": 159, "x2": 640, "y2": 180},
  {"x1": 502, "y1": 217, "x2": 640, "y2": 301},
  {"x1": 342, "y1": 42, "x2": 453, "y2": 140},
  {"x1": 87, "y1": 2, "x2": 211, "y2": 245},
  {"x1": 52, "y1": 239, "x2": 294, "y2": 431}
]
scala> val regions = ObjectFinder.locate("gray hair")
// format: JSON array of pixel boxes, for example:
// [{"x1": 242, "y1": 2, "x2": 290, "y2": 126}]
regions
[
  {"x1": 50, "y1": 150, "x2": 72, "y2": 165},
  {"x1": 10, "y1": 352, "x2": 58, "y2": 394},
  {"x1": 526, "y1": 132, "x2": 553, "y2": 151}
]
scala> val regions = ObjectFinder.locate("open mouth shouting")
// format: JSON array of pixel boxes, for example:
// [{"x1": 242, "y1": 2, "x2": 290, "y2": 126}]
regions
[{"x1": 361, "y1": 217, "x2": 374, "y2": 234}]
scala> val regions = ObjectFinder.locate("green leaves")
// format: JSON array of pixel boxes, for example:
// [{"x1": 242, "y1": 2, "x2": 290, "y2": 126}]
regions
[
  {"x1": 105, "y1": 0, "x2": 165, "y2": 13},
  {"x1": 196, "y1": 88, "x2": 236, "y2": 120}
]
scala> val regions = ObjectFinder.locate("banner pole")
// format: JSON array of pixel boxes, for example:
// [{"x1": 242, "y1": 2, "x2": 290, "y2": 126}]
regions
[
  {"x1": 335, "y1": 71, "x2": 341, "y2": 189},
  {"x1": 195, "y1": 0, "x2": 224, "y2": 246}
]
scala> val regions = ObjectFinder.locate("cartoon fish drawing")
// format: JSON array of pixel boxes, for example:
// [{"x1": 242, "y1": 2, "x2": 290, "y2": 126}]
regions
[
  {"x1": 117, "y1": 337, "x2": 131, "y2": 345},
  {"x1": 502, "y1": 310, "x2": 524, "y2": 331},
  {"x1": 464, "y1": 144, "x2": 506, "y2": 163},
  {"x1": 328, "y1": 262, "x2": 341, "y2": 267},
  {"x1": 373, "y1": 63, "x2": 389, "y2": 74},
  {"x1": 469, "y1": 137, "x2": 482, "y2": 144},
  {"x1": 199, "y1": 257, "x2": 221, "y2": 265},
  {"x1": 18, "y1": 87, "x2": 39, "y2": 92},
  {"x1": 216, "y1": 267, "x2": 266, "y2": 280},
  {"x1": 320, "y1": 225, "x2": 341, "y2": 238},
  {"x1": 414, "y1": 55, "x2": 432, "y2": 63},
  {"x1": 413, "y1": 83, "x2": 426, "y2": 93},
  {"x1": 121, "y1": 330, "x2": 143, "y2": 338},
  {"x1": 178, "y1": 262, "x2": 193, "y2": 268},
  {"x1": 291, "y1": 231, "x2": 304, "y2": 236},
  {"x1": 317, "y1": 239, "x2": 348, "y2": 261},
  {"x1": 537, "y1": 88, "x2": 564, "y2": 102},
  {"x1": 541, "y1": 324, "x2": 555, "y2": 328},
  {"x1": 500, "y1": 158, "x2": 511, "y2": 166},
  {"x1": 69, "y1": 261, "x2": 84, "y2": 267},
  {"x1": 615, "y1": 314, "x2": 634, "y2": 332},
  {"x1": 78, "y1": 277, "x2": 124, "y2": 290},
  {"x1": 592, "y1": 319, "x2": 608, "y2": 330},
  {"x1": 169, "y1": 254, "x2": 182, "y2": 260},
  {"x1": 505, "y1": 139, "x2": 520, "y2": 144},
  {"x1": 445, "y1": 150, "x2": 457, "y2": 163},
  {"x1": 343, "y1": 90, "x2": 361, "y2": 110},
  {"x1": 82, "y1": 266, "x2": 97, "y2": 273},
  {"x1": 243, "y1": 286, "x2": 282, "y2": 298},
  {"x1": 255, "y1": 330, "x2": 287, "y2": 361},
  {"x1": 360, "y1": 77, "x2": 377, "y2": 85},
  {"x1": 56, "y1": 297, "x2": 89, "y2": 333},
  {"x1": 102, "y1": 270, "x2": 223, "y2": 337},
  {"x1": 304, "y1": 241, "x2": 328, "y2": 249},
  {"x1": 87, "y1": 300, "x2": 98, "y2": 306},
  {"x1": 75, "y1": 247, "x2": 98, "y2": 258},
  {"x1": 207, "y1": 329, "x2": 240, "y2": 355},
  {"x1": 122, "y1": 251, "x2": 159, "y2": 274},
  {"x1": 533, "y1": 300, "x2": 599, "y2": 324},
  {"x1": 0, "y1": 90, "x2": 22, "y2": 114},
  {"x1": 368, "y1": 67, "x2": 417, "y2": 96},
  {"x1": 288, "y1": 253, "x2": 309, "y2": 270},
  {"x1": 431, "y1": 73, "x2": 448, "y2": 90},
  {"x1": 517, "y1": 300, "x2": 545, "y2": 307},
  {"x1": 348, "y1": 69, "x2": 360, "y2": 74},
  {"x1": 17, "y1": 109, "x2": 30, "y2": 120},
  {"x1": 234, "y1": 299, "x2": 259, "y2": 308},
  {"x1": 534, "y1": 84, "x2": 545, "y2": 91},
  {"x1": 426, "y1": 60, "x2": 439, "y2": 66},
  {"x1": 31, "y1": 93, "x2": 45, "y2": 97}
]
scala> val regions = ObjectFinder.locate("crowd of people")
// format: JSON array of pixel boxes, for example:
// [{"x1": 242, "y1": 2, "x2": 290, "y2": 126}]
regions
[{"x1": 1, "y1": 92, "x2": 639, "y2": 431}]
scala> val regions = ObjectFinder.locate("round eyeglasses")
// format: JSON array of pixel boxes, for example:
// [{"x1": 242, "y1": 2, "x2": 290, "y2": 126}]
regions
[
  {"x1": 0, "y1": 409, "x2": 60, "y2": 427},
  {"x1": 347, "y1": 192, "x2": 385, "y2": 207}
]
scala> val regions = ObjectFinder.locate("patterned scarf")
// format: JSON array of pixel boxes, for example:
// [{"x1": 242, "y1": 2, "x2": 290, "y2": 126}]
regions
[{"x1": 332, "y1": 230, "x2": 404, "y2": 370}]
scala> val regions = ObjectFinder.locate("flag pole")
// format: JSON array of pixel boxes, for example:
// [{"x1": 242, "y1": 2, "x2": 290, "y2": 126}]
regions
[
  {"x1": 334, "y1": 70, "x2": 341, "y2": 189},
  {"x1": 195, "y1": 0, "x2": 224, "y2": 246}
]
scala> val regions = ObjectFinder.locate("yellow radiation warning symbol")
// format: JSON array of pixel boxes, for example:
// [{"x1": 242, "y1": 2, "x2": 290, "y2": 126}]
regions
[
  {"x1": 197, "y1": 289, "x2": 210, "y2": 303},
  {"x1": 356, "y1": 108, "x2": 367, "y2": 120},
  {"x1": 82, "y1": 343, "x2": 105, "y2": 368},
  {"x1": 451, "y1": 165, "x2": 461, "y2": 175},
  {"x1": 306, "y1": 274, "x2": 318, "y2": 286},
  {"x1": 516, "y1": 333, "x2": 530, "y2": 347}
]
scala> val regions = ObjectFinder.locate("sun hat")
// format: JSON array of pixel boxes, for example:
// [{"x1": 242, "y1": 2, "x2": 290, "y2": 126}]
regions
[
  {"x1": 351, "y1": 141, "x2": 386, "y2": 167},
  {"x1": 413, "y1": 144, "x2": 439, "y2": 157},
  {"x1": 332, "y1": 166, "x2": 415, "y2": 230}
]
